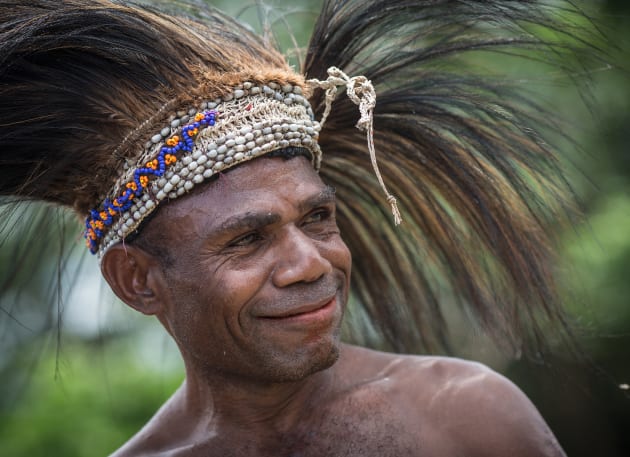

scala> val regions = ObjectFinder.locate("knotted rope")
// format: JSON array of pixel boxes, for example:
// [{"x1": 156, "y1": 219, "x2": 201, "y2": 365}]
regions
[{"x1": 308, "y1": 67, "x2": 402, "y2": 225}]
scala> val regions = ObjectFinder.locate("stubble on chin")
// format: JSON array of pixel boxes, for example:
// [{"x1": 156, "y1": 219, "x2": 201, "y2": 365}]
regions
[
  {"x1": 189, "y1": 328, "x2": 343, "y2": 385},
  {"x1": 256, "y1": 332, "x2": 342, "y2": 383}
]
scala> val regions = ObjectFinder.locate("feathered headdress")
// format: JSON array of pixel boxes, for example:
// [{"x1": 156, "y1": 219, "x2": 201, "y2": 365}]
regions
[{"x1": 0, "y1": 0, "x2": 602, "y2": 356}]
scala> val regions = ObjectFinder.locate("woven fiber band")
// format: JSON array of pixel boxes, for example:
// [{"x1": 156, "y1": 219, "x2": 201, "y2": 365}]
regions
[{"x1": 85, "y1": 82, "x2": 322, "y2": 258}]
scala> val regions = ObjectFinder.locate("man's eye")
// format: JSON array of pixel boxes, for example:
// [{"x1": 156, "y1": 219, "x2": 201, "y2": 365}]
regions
[
  {"x1": 229, "y1": 232, "x2": 262, "y2": 247},
  {"x1": 304, "y1": 209, "x2": 331, "y2": 225}
]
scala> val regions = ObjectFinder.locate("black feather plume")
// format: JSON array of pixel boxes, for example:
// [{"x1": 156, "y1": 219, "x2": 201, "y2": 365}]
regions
[{"x1": 0, "y1": 0, "x2": 606, "y2": 358}]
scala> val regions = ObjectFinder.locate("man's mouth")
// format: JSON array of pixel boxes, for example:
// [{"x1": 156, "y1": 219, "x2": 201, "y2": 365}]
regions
[{"x1": 259, "y1": 296, "x2": 338, "y2": 325}]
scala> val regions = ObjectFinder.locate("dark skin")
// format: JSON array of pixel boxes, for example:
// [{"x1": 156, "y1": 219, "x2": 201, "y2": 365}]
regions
[{"x1": 102, "y1": 156, "x2": 566, "y2": 457}]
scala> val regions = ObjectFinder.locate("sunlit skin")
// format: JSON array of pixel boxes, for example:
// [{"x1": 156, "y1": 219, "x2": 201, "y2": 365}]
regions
[{"x1": 102, "y1": 156, "x2": 566, "y2": 457}]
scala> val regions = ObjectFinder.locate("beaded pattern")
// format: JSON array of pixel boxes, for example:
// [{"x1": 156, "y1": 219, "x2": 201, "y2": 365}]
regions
[{"x1": 85, "y1": 82, "x2": 321, "y2": 257}]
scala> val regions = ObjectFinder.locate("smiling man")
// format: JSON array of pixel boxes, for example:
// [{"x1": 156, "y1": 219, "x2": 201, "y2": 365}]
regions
[
  {"x1": 109, "y1": 156, "x2": 351, "y2": 386},
  {"x1": 0, "y1": 0, "x2": 597, "y2": 455},
  {"x1": 101, "y1": 155, "x2": 566, "y2": 456}
]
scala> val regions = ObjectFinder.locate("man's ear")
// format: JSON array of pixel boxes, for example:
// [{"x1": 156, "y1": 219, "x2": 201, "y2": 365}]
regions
[{"x1": 101, "y1": 243, "x2": 165, "y2": 316}]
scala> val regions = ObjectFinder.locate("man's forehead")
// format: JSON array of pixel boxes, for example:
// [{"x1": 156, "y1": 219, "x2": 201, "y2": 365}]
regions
[{"x1": 145, "y1": 156, "x2": 326, "y2": 231}]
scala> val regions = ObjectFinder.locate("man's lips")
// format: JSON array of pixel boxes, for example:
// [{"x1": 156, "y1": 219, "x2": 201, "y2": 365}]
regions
[{"x1": 257, "y1": 296, "x2": 337, "y2": 324}]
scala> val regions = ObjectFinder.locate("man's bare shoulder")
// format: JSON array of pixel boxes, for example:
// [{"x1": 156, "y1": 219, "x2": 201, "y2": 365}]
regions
[
  {"x1": 338, "y1": 345, "x2": 566, "y2": 457},
  {"x1": 109, "y1": 384, "x2": 191, "y2": 457}
]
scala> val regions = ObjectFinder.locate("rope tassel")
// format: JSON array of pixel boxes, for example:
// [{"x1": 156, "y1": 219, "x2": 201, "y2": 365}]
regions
[{"x1": 308, "y1": 67, "x2": 402, "y2": 225}]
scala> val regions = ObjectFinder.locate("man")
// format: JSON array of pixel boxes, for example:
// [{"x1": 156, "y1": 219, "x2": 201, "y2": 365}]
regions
[
  {"x1": 1, "y1": 0, "x2": 594, "y2": 455},
  {"x1": 102, "y1": 154, "x2": 566, "y2": 456}
]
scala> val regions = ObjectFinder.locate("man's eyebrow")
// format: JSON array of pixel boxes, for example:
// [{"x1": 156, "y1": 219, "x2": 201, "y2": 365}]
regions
[
  {"x1": 215, "y1": 212, "x2": 282, "y2": 237},
  {"x1": 298, "y1": 185, "x2": 336, "y2": 213}
]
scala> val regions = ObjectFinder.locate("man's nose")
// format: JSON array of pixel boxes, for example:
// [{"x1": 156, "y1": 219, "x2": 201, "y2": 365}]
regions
[{"x1": 272, "y1": 226, "x2": 333, "y2": 287}]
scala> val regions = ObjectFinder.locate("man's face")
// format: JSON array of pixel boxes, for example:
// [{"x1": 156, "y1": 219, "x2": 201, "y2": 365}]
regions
[{"x1": 143, "y1": 156, "x2": 351, "y2": 383}]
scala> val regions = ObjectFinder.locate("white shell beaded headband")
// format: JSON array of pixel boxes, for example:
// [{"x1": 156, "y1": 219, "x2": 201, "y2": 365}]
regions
[{"x1": 84, "y1": 67, "x2": 401, "y2": 258}]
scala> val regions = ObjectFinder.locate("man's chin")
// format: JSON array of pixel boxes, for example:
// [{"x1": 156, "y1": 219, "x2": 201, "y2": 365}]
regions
[
  {"x1": 298, "y1": 339, "x2": 341, "y2": 378},
  {"x1": 253, "y1": 336, "x2": 342, "y2": 383}
]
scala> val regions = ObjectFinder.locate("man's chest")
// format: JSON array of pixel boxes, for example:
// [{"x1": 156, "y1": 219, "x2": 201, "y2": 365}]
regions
[
  {"x1": 280, "y1": 414, "x2": 420, "y2": 457},
  {"x1": 194, "y1": 401, "x2": 422, "y2": 457},
  {"x1": 191, "y1": 424, "x2": 419, "y2": 457}
]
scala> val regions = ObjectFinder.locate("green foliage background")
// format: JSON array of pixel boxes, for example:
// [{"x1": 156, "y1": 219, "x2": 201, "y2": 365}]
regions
[{"x1": 0, "y1": 1, "x2": 629, "y2": 456}]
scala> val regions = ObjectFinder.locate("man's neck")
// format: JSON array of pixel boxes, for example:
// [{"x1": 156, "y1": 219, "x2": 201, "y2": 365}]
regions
[{"x1": 180, "y1": 356, "x2": 338, "y2": 435}]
